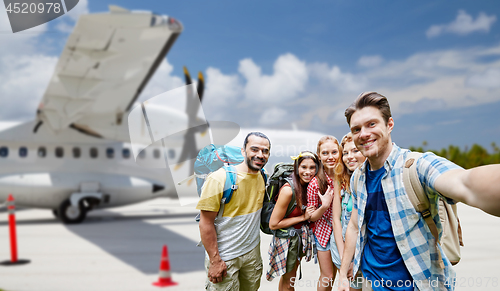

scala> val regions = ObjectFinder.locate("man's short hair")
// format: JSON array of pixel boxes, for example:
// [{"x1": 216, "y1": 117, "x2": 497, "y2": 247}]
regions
[
  {"x1": 243, "y1": 132, "x2": 271, "y2": 150},
  {"x1": 345, "y1": 92, "x2": 392, "y2": 126}
]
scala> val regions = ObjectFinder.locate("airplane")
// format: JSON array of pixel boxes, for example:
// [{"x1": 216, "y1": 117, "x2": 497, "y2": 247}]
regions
[{"x1": 0, "y1": 6, "x2": 329, "y2": 224}]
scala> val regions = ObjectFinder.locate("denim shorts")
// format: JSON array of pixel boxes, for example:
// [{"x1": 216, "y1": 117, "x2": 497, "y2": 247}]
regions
[
  {"x1": 314, "y1": 234, "x2": 330, "y2": 252},
  {"x1": 330, "y1": 232, "x2": 341, "y2": 268}
]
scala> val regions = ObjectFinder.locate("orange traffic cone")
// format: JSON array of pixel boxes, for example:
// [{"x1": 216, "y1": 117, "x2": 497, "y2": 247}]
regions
[
  {"x1": 152, "y1": 245, "x2": 178, "y2": 287},
  {"x1": 1, "y1": 194, "x2": 30, "y2": 266}
]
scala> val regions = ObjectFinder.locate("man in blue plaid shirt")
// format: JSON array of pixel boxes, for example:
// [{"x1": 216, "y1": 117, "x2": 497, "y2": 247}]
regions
[{"x1": 338, "y1": 92, "x2": 500, "y2": 291}]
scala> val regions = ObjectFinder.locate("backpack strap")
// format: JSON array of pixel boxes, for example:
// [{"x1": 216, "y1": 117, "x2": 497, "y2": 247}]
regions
[
  {"x1": 352, "y1": 167, "x2": 362, "y2": 195},
  {"x1": 222, "y1": 165, "x2": 238, "y2": 204},
  {"x1": 272, "y1": 178, "x2": 298, "y2": 238},
  {"x1": 215, "y1": 165, "x2": 238, "y2": 219},
  {"x1": 403, "y1": 151, "x2": 444, "y2": 269},
  {"x1": 260, "y1": 168, "x2": 268, "y2": 185},
  {"x1": 284, "y1": 177, "x2": 297, "y2": 217}
]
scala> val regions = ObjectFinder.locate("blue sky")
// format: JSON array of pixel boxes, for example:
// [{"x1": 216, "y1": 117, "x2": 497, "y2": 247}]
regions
[{"x1": 1, "y1": 0, "x2": 499, "y2": 151}]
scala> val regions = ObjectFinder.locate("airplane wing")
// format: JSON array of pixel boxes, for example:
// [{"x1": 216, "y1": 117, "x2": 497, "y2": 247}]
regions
[{"x1": 36, "y1": 5, "x2": 182, "y2": 138}]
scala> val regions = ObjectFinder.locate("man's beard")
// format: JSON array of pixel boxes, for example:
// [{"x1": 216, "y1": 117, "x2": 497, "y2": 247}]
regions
[{"x1": 246, "y1": 156, "x2": 266, "y2": 172}]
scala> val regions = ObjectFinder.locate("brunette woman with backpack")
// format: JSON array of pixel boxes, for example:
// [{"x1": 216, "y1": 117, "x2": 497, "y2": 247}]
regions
[{"x1": 266, "y1": 151, "x2": 328, "y2": 291}]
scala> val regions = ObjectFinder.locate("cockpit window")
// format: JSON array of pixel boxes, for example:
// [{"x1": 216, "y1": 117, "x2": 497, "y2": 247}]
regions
[
  {"x1": 0, "y1": 146, "x2": 8, "y2": 158},
  {"x1": 73, "y1": 147, "x2": 81, "y2": 158},
  {"x1": 55, "y1": 147, "x2": 64, "y2": 158},
  {"x1": 106, "y1": 148, "x2": 114, "y2": 159},
  {"x1": 90, "y1": 147, "x2": 98, "y2": 158},
  {"x1": 38, "y1": 147, "x2": 46, "y2": 158},
  {"x1": 19, "y1": 147, "x2": 28, "y2": 158},
  {"x1": 151, "y1": 14, "x2": 167, "y2": 26}
]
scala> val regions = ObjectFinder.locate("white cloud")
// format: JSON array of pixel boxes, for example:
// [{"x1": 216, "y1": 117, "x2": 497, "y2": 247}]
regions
[
  {"x1": 0, "y1": 55, "x2": 58, "y2": 120},
  {"x1": 466, "y1": 68, "x2": 500, "y2": 89},
  {"x1": 358, "y1": 55, "x2": 384, "y2": 67},
  {"x1": 65, "y1": 0, "x2": 89, "y2": 21},
  {"x1": 56, "y1": 0, "x2": 89, "y2": 33},
  {"x1": 204, "y1": 67, "x2": 242, "y2": 104},
  {"x1": 239, "y1": 53, "x2": 308, "y2": 103},
  {"x1": 259, "y1": 107, "x2": 287, "y2": 125},
  {"x1": 426, "y1": 10, "x2": 497, "y2": 38},
  {"x1": 201, "y1": 67, "x2": 243, "y2": 120},
  {"x1": 0, "y1": 5, "x2": 57, "y2": 121},
  {"x1": 0, "y1": 5, "x2": 49, "y2": 55},
  {"x1": 137, "y1": 59, "x2": 184, "y2": 102},
  {"x1": 201, "y1": 45, "x2": 500, "y2": 129},
  {"x1": 309, "y1": 63, "x2": 367, "y2": 92},
  {"x1": 336, "y1": 43, "x2": 500, "y2": 116}
]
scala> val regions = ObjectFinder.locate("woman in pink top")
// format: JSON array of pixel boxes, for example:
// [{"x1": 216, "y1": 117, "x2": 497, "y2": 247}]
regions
[{"x1": 307, "y1": 136, "x2": 339, "y2": 291}]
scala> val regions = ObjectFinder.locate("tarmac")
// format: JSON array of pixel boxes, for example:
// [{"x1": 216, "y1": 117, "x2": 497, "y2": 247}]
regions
[{"x1": 0, "y1": 198, "x2": 499, "y2": 291}]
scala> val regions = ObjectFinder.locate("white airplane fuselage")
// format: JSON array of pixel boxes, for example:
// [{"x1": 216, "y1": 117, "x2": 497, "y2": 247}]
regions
[{"x1": 0, "y1": 121, "x2": 175, "y2": 211}]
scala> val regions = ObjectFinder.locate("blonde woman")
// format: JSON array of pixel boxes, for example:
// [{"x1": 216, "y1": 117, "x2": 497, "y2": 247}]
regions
[
  {"x1": 331, "y1": 133, "x2": 366, "y2": 290},
  {"x1": 306, "y1": 136, "x2": 339, "y2": 291}
]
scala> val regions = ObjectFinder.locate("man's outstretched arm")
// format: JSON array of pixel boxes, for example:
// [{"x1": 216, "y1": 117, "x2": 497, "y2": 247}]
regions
[{"x1": 435, "y1": 164, "x2": 500, "y2": 216}]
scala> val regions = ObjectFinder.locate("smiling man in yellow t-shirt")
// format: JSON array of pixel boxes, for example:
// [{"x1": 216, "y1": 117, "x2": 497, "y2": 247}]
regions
[{"x1": 197, "y1": 132, "x2": 271, "y2": 291}]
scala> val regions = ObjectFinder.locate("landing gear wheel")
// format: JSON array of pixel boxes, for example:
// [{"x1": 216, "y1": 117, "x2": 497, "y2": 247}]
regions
[
  {"x1": 52, "y1": 209, "x2": 59, "y2": 218},
  {"x1": 58, "y1": 199, "x2": 87, "y2": 224}
]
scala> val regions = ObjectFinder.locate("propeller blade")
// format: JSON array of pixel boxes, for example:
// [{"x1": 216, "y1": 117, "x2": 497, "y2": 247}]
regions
[
  {"x1": 197, "y1": 71, "x2": 204, "y2": 104},
  {"x1": 184, "y1": 66, "x2": 200, "y2": 123},
  {"x1": 183, "y1": 66, "x2": 192, "y2": 85},
  {"x1": 176, "y1": 126, "x2": 197, "y2": 164},
  {"x1": 179, "y1": 68, "x2": 207, "y2": 178}
]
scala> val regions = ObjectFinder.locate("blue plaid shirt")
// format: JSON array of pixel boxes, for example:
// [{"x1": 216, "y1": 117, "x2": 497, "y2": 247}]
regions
[{"x1": 350, "y1": 144, "x2": 461, "y2": 291}]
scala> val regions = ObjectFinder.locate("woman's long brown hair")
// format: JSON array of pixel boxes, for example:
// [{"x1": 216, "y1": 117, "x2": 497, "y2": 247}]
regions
[{"x1": 315, "y1": 135, "x2": 340, "y2": 194}]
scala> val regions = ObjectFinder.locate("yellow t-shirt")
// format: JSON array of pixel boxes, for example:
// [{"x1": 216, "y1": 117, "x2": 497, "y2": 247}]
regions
[{"x1": 196, "y1": 167, "x2": 266, "y2": 260}]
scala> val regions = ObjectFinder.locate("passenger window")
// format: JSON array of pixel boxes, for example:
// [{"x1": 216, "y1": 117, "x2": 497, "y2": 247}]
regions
[
  {"x1": 90, "y1": 147, "x2": 98, "y2": 158},
  {"x1": 19, "y1": 147, "x2": 28, "y2": 158},
  {"x1": 38, "y1": 147, "x2": 46, "y2": 158},
  {"x1": 55, "y1": 147, "x2": 64, "y2": 158},
  {"x1": 153, "y1": 149, "x2": 161, "y2": 159},
  {"x1": 106, "y1": 148, "x2": 114, "y2": 159},
  {"x1": 168, "y1": 149, "x2": 175, "y2": 159},
  {"x1": 138, "y1": 150, "x2": 146, "y2": 159},
  {"x1": 0, "y1": 146, "x2": 8, "y2": 158},
  {"x1": 122, "y1": 148, "x2": 130, "y2": 159},
  {"x1": 73, "y1": 147, "x2": 81, "y2": 158}
]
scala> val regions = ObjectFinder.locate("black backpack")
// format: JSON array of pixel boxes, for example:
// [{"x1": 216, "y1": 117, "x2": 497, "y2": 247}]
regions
[{"x1": 260, "y1": 163, "x2": 298, "y2": 238}]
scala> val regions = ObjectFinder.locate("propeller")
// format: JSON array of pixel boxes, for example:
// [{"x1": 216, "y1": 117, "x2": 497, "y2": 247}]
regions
[{"x1": 173, "y1": 67, "x2": 208, "y2": 183}]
